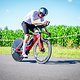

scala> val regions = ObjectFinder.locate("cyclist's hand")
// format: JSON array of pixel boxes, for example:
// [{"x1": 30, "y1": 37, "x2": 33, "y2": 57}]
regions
[{"x1": 42, "y1": 20, "x2": 50, "y2": 26}]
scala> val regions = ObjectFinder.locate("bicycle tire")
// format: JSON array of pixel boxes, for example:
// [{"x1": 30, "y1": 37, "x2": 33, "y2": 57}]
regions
[
  {"x1": 11, "y1": 38, "x2": 23, "y2": 62},
  {"x1": 33, "y1": 38, "x2": 52, "y2": 64}
]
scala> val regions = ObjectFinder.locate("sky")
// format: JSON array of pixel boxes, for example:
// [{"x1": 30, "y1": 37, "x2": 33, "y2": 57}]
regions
[{"x1": 0, "y1": 0, "x2": 80, "y2": 30}]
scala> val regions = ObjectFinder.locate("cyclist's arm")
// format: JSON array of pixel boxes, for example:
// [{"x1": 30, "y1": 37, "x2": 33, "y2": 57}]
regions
[
  {"x1": 32, "y1": 20, "x2": 50, "y2": 26},
  {"x1": 30, "y1": 11, "x2": 49, "y2": 26},
  {"x1": 30, "y1": 11, "x2": 44, "y2": 25},
  {"x1": 32, "y1": 20, "x2": 44, "y2": 25},
  {"x1": 32, "y1": 18, "x2": 45, "y2": 26}
]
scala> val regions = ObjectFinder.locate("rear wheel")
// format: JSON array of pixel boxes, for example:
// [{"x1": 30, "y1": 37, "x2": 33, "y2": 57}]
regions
[
  {"x1": 11, "y1": 38, "x2": 23, "y2": 61},
  {"x1": 33, "y1": 38, "x2": 52, "y2": 64}
]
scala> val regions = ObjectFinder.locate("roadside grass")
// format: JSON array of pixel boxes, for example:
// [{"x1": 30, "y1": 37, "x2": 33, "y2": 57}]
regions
[
  {"x1": 0, "y1": 47, "x2": 11, "y2": 55},
  {"x1": 52, "y1": 46, "x2": 80, "y2": 59},
  {"x1": 0, "y1": 46, "x2": 80, "y2": 59}
]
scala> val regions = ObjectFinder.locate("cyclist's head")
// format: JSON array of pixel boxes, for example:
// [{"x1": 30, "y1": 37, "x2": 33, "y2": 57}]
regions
[{"x1": 38, "y1": 7, "x2": 48, "y2": 18}]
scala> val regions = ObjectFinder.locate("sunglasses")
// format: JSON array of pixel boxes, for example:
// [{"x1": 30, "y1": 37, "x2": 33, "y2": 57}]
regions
[{"x1": 40, "y1": 12, "x2": 45, "y2": 17}]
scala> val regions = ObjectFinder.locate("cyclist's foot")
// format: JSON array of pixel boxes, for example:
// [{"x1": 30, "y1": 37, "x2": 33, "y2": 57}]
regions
[
  {"x1": 21, "y1": 54, "x2": 28, "y2": 58},
  {"x1": 40, "y1": 48, "x2": 45, "y2": 52},
  {"x1": 21, "y1": 50, "x2": 29, "y2": 58}
]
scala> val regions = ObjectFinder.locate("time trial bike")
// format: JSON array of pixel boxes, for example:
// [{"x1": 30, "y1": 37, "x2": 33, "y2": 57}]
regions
[{"x1": 11, "y1": 23, "x2": 52, "y2": 64}]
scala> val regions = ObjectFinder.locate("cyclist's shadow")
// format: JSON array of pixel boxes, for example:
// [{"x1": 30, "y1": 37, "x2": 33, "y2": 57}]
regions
[{"x1": 46, "y1": 59, "x2": 80, "y2": 65}]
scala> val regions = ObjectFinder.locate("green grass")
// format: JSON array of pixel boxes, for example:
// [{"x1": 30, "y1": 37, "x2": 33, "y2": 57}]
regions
[
  {"x1": 52, "y1": 46, "x2": 80, "y2": 59},
  {"x1": 0, "y1": 46, "x2": 80, "y2": 59},
  {"x1": 0, "y1": 47, "x2": 11, "y2": 55}
]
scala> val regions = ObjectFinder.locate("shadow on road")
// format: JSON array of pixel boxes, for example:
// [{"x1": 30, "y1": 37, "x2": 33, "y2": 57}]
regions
[
  {"x1": 46, "y1": 59, "x2": 80, "y2": 65},
  {"x1": 21, "y1": 59, "x2": 37, "y2": 63},
  {"x1": 20, "y1": 59, "x2": 80, "y2": 65}
]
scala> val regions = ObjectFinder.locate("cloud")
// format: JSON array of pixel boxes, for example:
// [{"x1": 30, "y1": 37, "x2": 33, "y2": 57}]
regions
[{"x1": 68, "y1": 0, "x2": 73, "y2": 2}]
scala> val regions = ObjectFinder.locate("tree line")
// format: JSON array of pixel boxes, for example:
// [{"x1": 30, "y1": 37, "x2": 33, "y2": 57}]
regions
[{"x1": 0, "y1": 25, "x2": 80, "y2": 48}]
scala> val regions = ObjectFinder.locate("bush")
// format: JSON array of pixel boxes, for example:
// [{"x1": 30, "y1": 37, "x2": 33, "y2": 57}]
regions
[{"x1": 0, "y1": 25, "x2": 80, "y2": 48}]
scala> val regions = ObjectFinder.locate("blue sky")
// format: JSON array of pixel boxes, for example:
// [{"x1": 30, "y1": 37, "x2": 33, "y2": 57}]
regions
[{"x1": 0, "y1": 0, "x2": 80, "y2": 30}]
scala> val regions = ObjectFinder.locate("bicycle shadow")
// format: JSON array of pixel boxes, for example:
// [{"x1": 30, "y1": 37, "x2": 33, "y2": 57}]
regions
[
  {"x1": 46, "y1": 59, "x2": 80, "y2": 65},
  {"x1": 21, "y1": 59, "x2": 37, "y2": 63},
  {"x1": 20, "y1": 59, "x2": 80, "y2": 65}
]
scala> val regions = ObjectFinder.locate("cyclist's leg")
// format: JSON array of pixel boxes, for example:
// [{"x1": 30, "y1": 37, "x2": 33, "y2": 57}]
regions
[
  {"x1": 34, "y1": 26, "x2": 45, "y2": 52},
  {"x1": 29, "y1": 25, "x2": 44, "y2": 51},
  {"x1": 21, "y1": 21, "x2": 30, "y2": 57},
  {"x1": 37, "y1": 34, "x2": 45, "y2": 52},
  {"x1": 28, "y1": 24, "x2": 39, "y2": 32},
  {"x1": 22, "y1": 23, "x2": 39, "y2": 57}
]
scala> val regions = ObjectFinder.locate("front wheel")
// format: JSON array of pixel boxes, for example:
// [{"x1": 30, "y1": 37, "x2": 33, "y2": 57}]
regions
[{"x1": 33, "y1": 38, "x2": 52, "y2": 64}]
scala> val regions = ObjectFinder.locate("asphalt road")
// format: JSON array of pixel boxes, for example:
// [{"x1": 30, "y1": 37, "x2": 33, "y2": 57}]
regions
[{"x1": 0, "y1": 55, "x2": 80, "y2": 80}]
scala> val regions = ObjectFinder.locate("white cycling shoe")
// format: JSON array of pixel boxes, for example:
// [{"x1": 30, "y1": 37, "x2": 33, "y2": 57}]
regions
[{"x1": 21, "y1": 53, "x2": 28, "y2": 58}]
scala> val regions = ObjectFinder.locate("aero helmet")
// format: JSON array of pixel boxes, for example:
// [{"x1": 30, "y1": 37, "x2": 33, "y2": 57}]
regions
[{"x1": 39, "y1": 7, "x2": 48, "y2": 16}]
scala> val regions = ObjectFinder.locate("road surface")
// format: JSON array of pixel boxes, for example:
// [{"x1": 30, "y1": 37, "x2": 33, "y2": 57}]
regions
[{"x1": 0, "y1": 55, "x2": 80, "y2": 80}]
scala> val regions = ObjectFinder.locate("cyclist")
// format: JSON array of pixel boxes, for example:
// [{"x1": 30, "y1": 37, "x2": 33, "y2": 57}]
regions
[{"x1": 20, "y1": 7, "x2": 50, "y2": 58}]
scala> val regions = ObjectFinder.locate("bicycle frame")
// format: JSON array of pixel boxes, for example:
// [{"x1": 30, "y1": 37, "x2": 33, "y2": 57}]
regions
[
  {"x1": 26, "y1": 33, "x2": 43, "y2": 51},
  {"x1": 16, "y1": 32, "x2": 44, "y2": 54}
]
